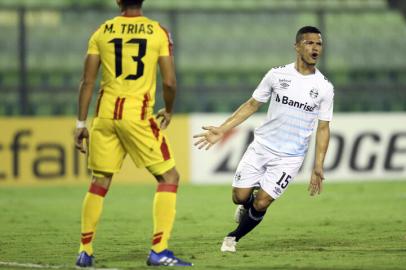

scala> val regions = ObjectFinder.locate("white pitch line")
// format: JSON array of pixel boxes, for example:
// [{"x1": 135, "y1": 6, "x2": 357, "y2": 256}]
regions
[{"x1": 0, "y1": 261, "x2": 120, "y2": 270}]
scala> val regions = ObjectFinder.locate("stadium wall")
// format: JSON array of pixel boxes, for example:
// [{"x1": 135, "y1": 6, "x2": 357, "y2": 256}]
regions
[
  {"x1": 0, "y1": 113, "x2": 405, "y2": 185},
  {"x1": 0, "y1": 116, "x2": 189, "y2": 185},
  {"x1": 190, "y1": 113, "x2": 406, "y2": 183}
]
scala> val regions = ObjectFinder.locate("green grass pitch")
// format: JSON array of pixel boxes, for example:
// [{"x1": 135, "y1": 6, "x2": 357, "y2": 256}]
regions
[{"x1": 0, "y1": 181, "x2": 405, "y2": 270}]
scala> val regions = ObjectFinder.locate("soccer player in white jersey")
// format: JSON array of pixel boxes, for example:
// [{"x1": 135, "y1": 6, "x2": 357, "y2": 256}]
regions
[{"x1": 193, "y1": 26, "x2": 334, "y2": 252}]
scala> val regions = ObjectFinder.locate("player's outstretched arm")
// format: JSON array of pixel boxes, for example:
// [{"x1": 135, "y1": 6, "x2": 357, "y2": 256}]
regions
[
  {"x1": 157, "y1": 56, "x2": 176, "y2": 129},
  {"x1": 308, "y1": 120, "x2": 330, "y2": 196},
  {"x1": 193, "y1": 98, "x2": 263, "y2": 150},
  {"x1": 75, "y1": 54, "x2": 100, "y2": 154}
]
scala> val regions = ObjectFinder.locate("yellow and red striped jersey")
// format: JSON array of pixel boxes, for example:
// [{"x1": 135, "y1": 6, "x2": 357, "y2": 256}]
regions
[{"x1": 87, "y1": 15, "x2": 173, "y2": 120}]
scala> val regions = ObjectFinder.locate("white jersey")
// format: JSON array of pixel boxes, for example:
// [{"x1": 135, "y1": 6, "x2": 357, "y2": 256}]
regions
[{"x1": 252, "y1": 63, "x2": 334, "y2": 157}]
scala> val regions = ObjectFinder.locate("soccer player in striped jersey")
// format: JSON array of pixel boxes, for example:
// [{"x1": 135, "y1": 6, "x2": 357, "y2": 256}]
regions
[
  {"x1": 74, "y1": 0, "x2": 192, "y2": 267},
  {"x1": 194, "y1": 26, "x2": 334, "y2": 252}
]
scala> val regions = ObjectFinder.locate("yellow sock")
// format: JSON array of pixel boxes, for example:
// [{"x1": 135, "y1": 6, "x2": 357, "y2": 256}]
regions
[
  {"x1": 79, "y1": 183, "x2": 108, "y2": 255},
  {"x1": 151, "y1": 183, "x2": 178, "y2": 253}
]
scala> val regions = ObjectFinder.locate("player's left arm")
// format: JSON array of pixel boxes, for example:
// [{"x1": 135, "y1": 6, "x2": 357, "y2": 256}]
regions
[
  {"x1": 74, "y1": 54, "x2": 101, "y2": 154},
  {"x1": 308, "y1": 120, "x2": 330, "y2": 196},
  {"x1": 157, "y1": 55, "x2": 176, "y2": 129},
  {"x1": 156, "y1": 24, "x2": 176, "y2": 130}
]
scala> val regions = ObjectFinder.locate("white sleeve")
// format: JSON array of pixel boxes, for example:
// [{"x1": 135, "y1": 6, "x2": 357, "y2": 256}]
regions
[
  {"x1": 252, "y1": 70, "x2": 274, "y2": 103},
  {"x1": 318, "y1": 85, "x2": 334, "y2": 121}
]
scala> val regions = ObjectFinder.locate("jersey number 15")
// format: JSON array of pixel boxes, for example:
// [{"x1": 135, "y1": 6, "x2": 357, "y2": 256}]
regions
[{"x1": 109, "y1": 38, "x2": 147, "y2": 80}]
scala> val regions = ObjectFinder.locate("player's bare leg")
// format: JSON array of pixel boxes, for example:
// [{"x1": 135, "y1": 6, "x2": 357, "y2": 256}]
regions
[
  {"x1": 232, "y1": 187, "x2": 254, "y2": 205},
  {"x1": 146, "y1": 166, "x2": 192, "y2": 266},
  {"x1": 222, "y1": 188, "x2": 274, "y2": 252},
  {"x1": 77, "y1": 171, "x2": 113, "y2": 267}
]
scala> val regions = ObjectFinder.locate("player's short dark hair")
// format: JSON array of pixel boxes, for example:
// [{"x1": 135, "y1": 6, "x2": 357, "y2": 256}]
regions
[
  {"x1": 295, "y1": 26, "x2": 321, "y2": 43},
  {"x1": 121, "y1": 0, "x2": 144, "y2": 8}
]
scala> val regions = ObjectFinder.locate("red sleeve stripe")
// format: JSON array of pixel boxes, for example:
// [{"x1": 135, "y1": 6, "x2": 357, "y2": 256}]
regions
[
  {"x1": 157, "y1": 183, "x2": 178, "y2": 193},
  {"x1": 81, "y1": 232, "x2": 94, "y2": 237},
  {"x1": 159, "y1": 24, "x2": 174, "y2": 56},
  {"x1": 95, "y1": 89, "x2": 104, "y2": 117},
  {"x1": 89, "y1": 183, "x2": 108, "y2": 197},
  {"x1": 160, "y1": 137, "x2": 171, "y2": 161},
  {"x1": 141, "y1": 94, "x2": 149, "y2": 120},
  {"x1": 149, "y1": 118, "x2": 160, "y2": 140}
]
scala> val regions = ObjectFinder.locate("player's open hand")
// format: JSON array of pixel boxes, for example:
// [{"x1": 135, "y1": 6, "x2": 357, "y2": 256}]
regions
[
  {"x1": 156, "y1": 108, "x2": 172, "y2": 129},
  {"x1": 193, "y1": 126, "x2": 225, "y2": 150},
  {"x1": 74, "y1": 128, "x2": 89, "y2": 154},
  {"x1": 308, "y1": 168, "x2": 324, "y2": 196}
]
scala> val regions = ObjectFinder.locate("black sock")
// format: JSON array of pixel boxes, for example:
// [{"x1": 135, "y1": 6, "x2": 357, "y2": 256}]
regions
[
  {"x1": 228, "y1": 205, "x2": 266, "y2": 241},
  {"x1": 243, "y1": 193, "x2": 255, "y2": 209}
]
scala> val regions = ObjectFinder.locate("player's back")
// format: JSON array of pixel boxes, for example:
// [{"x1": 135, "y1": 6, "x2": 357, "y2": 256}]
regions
[{"x1": 87, "y1": 15, "x2": 173, "y2": 120}]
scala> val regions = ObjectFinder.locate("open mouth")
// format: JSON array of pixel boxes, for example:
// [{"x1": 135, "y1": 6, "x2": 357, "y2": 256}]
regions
[{"x1": 311, "y1": 53, "x2": 319, "y2": 59}]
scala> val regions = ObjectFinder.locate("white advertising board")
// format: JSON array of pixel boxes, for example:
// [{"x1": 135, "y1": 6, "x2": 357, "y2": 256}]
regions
[{"x1": 190, "y1": 113, "x2": 406, "y2": 184}]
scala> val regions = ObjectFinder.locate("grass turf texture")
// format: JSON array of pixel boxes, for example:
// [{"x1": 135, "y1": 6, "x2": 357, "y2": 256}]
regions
[{"x1": 0, "y1": 181, "x2": 405, "y2": 270}]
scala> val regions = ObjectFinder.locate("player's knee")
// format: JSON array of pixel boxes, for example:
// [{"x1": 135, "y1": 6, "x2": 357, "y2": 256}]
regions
[
  {"x1": 92, "y1": 170, "x2": 113, "y2": 189},
  {"x1": 157, "y1": 167, "x2": 180, "y2": 185},
  {"x1": 167, "y1": 169, "x2": 180, "y2": 185},
  {"x1": 253, "y1": 197, "x2": 272, "y2": 212},
  {"x1": 232, "y1": 197, "x2": 244, "y2": 205},
  {"x1": 232, "y1": 191, "x2": 249, "y2": 205}
]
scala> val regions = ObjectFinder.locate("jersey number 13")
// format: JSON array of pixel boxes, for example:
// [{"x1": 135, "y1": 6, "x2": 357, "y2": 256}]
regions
[{"x1": 109, "y1": 38, "x2": 147, "y2": 80}]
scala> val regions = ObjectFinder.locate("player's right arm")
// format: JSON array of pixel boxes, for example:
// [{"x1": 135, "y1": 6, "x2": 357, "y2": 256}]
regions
[
  {"x1": 74, "y1": 54, "x2": 101, "y2": 154},
  {"x1": 193, "y1": 69, "x2": 274, "y2": 150},
  {"x1": 77, "y1": 54, "x2": 101, "y2": 122},
  {"x1": 74, "y1": 27, "x2": 102, "y2": 154},
  {"x1": 193, "y1": 98, "x2": 263, "y2": 150}
]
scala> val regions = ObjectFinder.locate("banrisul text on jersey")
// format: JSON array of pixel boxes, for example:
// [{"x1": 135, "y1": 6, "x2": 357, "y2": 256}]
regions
[{"x1": 275, "y1": 94, "x2": 316, "y2": 112}]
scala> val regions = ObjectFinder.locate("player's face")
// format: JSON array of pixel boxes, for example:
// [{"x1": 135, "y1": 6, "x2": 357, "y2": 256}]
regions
[{"x1": 295, "y1": 33, "x2": 323, "y2": 66}]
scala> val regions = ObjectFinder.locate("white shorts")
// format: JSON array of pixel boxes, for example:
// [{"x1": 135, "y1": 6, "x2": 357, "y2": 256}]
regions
[{"x1": 232, "y1": 141, "x2": 304, "y2": 199}]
